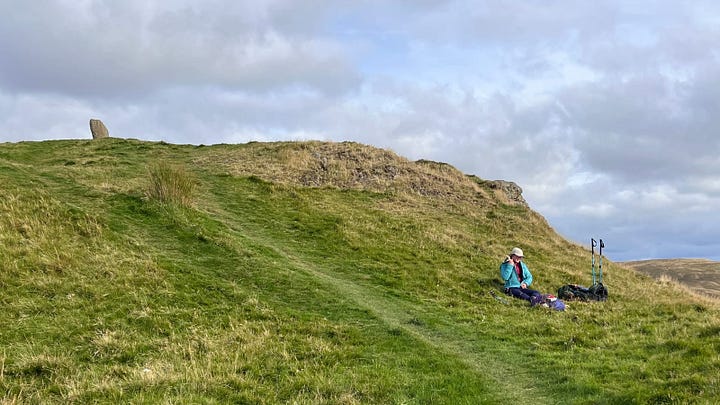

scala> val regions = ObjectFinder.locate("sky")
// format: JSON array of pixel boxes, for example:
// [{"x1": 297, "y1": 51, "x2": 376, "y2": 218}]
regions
[{"x1": 1, "y1": 1, "x2": 719, "y2": 262}]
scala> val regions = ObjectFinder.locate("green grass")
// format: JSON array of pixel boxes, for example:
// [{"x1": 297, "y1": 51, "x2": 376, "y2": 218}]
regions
[{"x1": 0, "y1": 138, "x2": 718, "y2": 404}]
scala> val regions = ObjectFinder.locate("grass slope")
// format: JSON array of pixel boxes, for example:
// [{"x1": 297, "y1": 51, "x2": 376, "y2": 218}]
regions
[{"x1": 1, "y1": 138, "x2": 719, "y2": 404}]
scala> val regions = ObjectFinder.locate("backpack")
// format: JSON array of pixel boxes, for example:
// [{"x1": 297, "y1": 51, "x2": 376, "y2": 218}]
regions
[
  {"x1": 588, "y1": 282, "x2": 608, "y2": 301},
  {"x1": 558, "y1": 283, "x2": 608, "y2": 302}
]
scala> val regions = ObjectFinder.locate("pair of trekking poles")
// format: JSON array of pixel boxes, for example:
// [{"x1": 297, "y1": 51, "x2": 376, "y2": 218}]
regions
[{"x1": 589, "y1": 238, "x2": 609, "y2": 300}]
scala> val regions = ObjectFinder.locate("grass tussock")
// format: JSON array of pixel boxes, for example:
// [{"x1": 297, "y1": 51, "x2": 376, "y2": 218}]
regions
[
  {"x1": 0, "y1": 138, "x2": 718, "y2": 404},
  {"x1": 145, "y1": 161, "x2": 195, "y2": 206}
]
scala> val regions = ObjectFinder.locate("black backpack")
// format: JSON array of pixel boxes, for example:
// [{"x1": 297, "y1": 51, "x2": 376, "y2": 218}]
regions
[
  {"x1": 588, "y1": 283, "x2": 608, "y2": 301},
  {"x1": 558, "y1": 283, "x2": 608, "y2": 302}
]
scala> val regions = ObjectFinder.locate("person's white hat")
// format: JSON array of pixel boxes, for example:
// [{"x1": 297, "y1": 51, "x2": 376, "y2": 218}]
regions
[{"x1": 510, "y1": 247, "x2": 524, "y2": 257}]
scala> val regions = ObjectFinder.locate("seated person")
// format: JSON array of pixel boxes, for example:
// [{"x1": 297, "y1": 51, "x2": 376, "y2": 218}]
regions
[{"x1": 500, "y1": 247, "x2": 543, "y2": 305}]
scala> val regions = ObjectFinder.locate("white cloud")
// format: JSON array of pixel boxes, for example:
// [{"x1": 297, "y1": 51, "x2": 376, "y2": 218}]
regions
[
  {"x1": 567, "y1": 172, "x2": 606, "y2": 188},
  {"x1": 0, "y1": 1, "x2": 361, "y2": 98},
  {"x1": 575, "y1": 203, "x2": 617, "y2": 218}
]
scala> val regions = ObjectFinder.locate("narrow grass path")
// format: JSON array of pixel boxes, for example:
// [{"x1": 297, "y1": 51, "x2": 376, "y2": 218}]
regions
[{"x1": 234, "y1": 226, "x2": 550, "y2": 403}]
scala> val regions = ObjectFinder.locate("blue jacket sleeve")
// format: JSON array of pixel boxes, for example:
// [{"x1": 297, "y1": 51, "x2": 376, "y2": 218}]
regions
[
  {"x1": 500, "y1": 261, "x2": 521, "y2": 288},
  {"x1": 500, "y1": 261, "x2": 514, "y2": 283}
]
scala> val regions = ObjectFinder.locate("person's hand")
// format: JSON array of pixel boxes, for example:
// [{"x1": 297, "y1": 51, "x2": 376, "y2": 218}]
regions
[{"x1": 521, "y1": 282, "x2": 527, "y2": 289}]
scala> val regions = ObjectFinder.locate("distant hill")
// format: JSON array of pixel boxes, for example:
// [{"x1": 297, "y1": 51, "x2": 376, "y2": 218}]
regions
[
  {"x1": 1, "y1": 138, "x2": 718, "y2": 403},
  {"x1": 622, "y1": 258, "x2": 720, "y2": 298}
]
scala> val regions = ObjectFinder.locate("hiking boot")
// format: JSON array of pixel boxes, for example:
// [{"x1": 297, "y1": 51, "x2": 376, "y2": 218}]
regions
[{"x1": 530, "y1": 295, "x2": 542, "y2": 307}]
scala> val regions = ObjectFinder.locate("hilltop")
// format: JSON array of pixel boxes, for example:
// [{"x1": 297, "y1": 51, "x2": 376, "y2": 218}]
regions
[{"x1": 1, "y1": 138, "x2": 718, "y2": 403}]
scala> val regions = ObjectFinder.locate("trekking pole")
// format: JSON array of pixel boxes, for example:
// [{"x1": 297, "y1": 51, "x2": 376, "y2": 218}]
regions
[
  {"x1": 489, "y1": 290, "x2": 509, "y2": 305},
  {"x1": 591, "y1": 238, "x2": 597, "y2": 285},
  {"x1": 598, "y1": 239, "x2": 604, "y2": 284}
]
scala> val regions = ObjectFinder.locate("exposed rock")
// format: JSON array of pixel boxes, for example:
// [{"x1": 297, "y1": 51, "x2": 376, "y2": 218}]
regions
[
  {"x1": 89, "y1": 119, "x2": 109, "y2": 139},
  {"x1": 488, "y1": 180, "x2": 527, "y2": 206}
]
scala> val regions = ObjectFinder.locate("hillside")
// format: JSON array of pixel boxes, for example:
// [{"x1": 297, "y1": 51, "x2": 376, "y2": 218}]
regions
[
  {"x1": 1, "y1": 138, "x2": 718, "y2": 403},
  {"x1": 623, "y1": 259, "x2": 720, "y2": 298}
]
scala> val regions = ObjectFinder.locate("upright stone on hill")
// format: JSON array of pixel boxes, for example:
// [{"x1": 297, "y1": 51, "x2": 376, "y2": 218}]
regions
[{"x1": 89, "y1": 119, "x2": 109, "y2": 139}]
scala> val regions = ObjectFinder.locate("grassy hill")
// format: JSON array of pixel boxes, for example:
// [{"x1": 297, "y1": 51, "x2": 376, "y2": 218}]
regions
[
  {"x1": 1, "y1": 138, "x2": 718, "y2": 404},
  {"x1": 623, "y1": 259, "x2": 720, "y2": 299}
]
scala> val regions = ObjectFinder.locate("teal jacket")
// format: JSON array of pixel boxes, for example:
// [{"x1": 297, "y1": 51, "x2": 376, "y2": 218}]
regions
[{"x1": 500, "y1": 260, "x2": 533, "y2": 289}]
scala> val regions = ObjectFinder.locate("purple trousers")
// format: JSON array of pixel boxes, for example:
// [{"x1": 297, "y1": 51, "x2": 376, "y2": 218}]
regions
[{"x1": 505, "y1": 287, "x2": 542, "y2": 302}]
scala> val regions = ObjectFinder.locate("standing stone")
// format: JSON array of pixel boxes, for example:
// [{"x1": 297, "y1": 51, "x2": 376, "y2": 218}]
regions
[{"x1": 89, "y1": 119, "x2": 109, "y2": 139}]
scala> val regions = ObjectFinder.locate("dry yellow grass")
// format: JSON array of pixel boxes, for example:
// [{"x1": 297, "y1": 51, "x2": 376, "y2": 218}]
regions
[
  {"x1": 623, "y1": 258, "x2": 720, "y2": 300},
  {"x1": 192, "y1": 141, "x2": 493, "y2": 203}
]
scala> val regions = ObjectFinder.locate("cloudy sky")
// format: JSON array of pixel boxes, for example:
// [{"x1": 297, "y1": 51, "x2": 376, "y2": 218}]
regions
[{"x1": 1, "y1": 1, "x2": 719, "y2": 262}]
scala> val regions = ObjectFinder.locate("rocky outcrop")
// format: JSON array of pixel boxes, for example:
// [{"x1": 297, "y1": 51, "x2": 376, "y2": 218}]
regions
[
  {"x1": 89, "y1": 119, "x2": 109, "y2": 139},
  {"x1": 487, "y1": 180, "x2": 527, "y2": 206}
]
